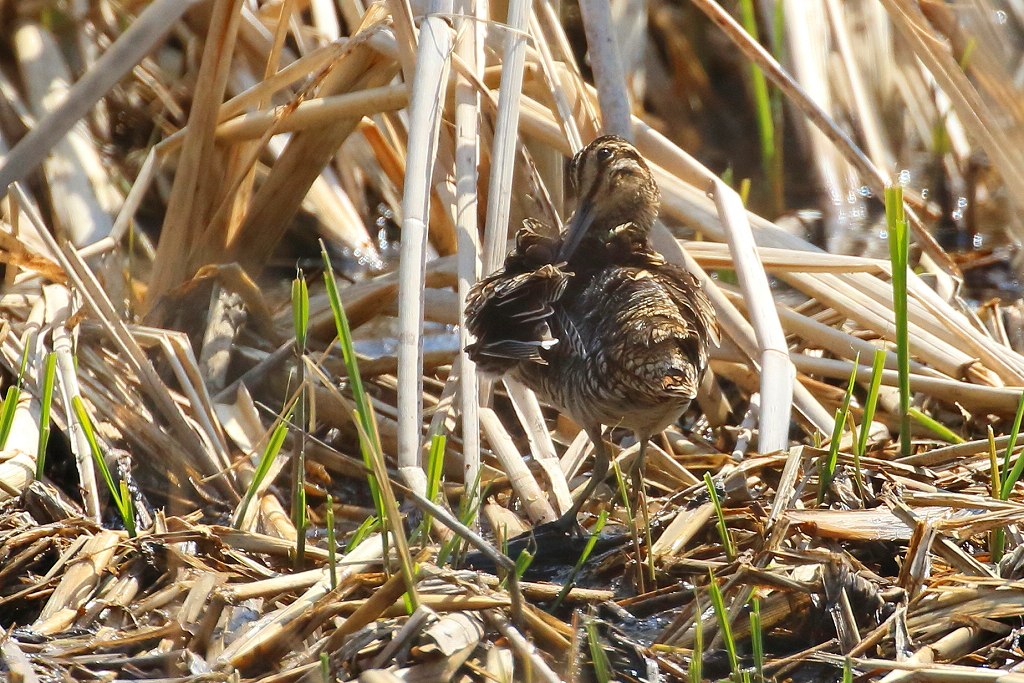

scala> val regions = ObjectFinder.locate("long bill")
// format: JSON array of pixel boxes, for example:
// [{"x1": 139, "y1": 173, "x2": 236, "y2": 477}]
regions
[{"x1": 558, "y1": 202, "x2": 597, "y2": 261}]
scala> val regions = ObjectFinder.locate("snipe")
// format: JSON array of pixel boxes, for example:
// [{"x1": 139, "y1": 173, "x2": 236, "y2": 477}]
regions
[{"x1": 466, "y1": 135, "x2": 719, "y2": 531}]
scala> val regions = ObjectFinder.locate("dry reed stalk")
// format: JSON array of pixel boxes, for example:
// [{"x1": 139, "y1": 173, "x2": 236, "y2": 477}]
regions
[
  {"x1": 309, "y1": 0, "x2": 341, "y2": 42},
  {"x1": 479, "y1": 407, "x2": 557, "y2": 524},
  {"x1": 212, "y1": 86, "x2": 409, "y2": 142},
  {"x1": 660, "y1": 234, "x2": 834, "y2": 435},
  {"x1": 712, "y1": 180, "x2": 793, "y2": 453},
  {"x1": 256, "y1": 491, "x2": 292, "y2": 540},
  {"x1": 0, "y1": 1, "x2": 1022, "y2": 679},
  {"x1": 692, "y1": 0, "x2": 960, "y2": 274},
  {"x1": 454, "y1": 0, "x2": 483, "y2": 517},
  {"x1": 685, "y1": 242, "x2": 888, "y2": 274},
  {"x1": 486, "y1": 645, "x2": 516, "y2": 680},
  {"x1": 651, "y1": 501, "x2": 714, "y2": 556},
  {"x1": 880, "y1": 0, "x2": 1024, "y2": 243},
  {"x1": 554, "y1": 428, "x2": 594, "y2": 483},
  {"x1": 14, "y1": 185, "x2": 227, "y2": 494},
  {"x1": 146, "y1": 0, "x2": 245, "y2": 307},
  {"x1": 215, "y1": 531, "x2": 387, "y2": 668},
  {"x1": 0, "y1": 0, "x2": 200, "y2": 191},
  {"x1": 0, "y1": 625, "x2": 36, "y2": 683},
  {"x1": 337, "y1": 593, "x2": 510, "y2": 615},
  {"x1": 485, "y1": 611, "x2": 564, "y2": 683},
  {"x1": 577, "y1": 0, "x2": 632, "y2": 138},
  {"x1": 473, "y1": 574, "x2": 614, "y2": 602},
  {"x1": 504, "y1": 378, "x2": 574, "y2": 515},
  {"x1": 825, "y1": 0, "x2": 894, "y2": 171},
  {"x1": 369, "y1": 604, "x2": 439, "y2": 668},
  {"x1": 221, "y1": 566, "x2": 330, "y2": 602},
  {"x1": 13, "y1": 22, "x2": 117, "y2": 248},
  {"x1": 397, "y1": 0, "x2": 455, "y2": 493},
  {"x1": 482, "y1": 0, "x2": 534, "y2": 275},
  {"x1": 32, "y1": 530, "x2": 122, "y2": 634},
  {"x1": 523, "y1": 15, "x2": 569, "y2": 210},
  {"x1": 528, "y1": 12, "x2": 585, "y2": 153},
  {"x1": 783, "y1": 0, "x2": 861, "y2": 249},
  {"x1": 137, "y1": 328, "x2": 231, "y2": 464}
]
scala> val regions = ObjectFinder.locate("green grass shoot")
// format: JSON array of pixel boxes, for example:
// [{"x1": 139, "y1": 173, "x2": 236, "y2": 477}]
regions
[
  {"x1": 820, "y1": 354, "x2": 859, "y2": 504},
  {"x1": 739, "y1": 177, "x2": 752, "y2": 206},
  {"x1": 613, "y1": 457, "x2": 652, "y2": 587},
  {"x1": 553, "y1": 510, "x2": 609, "y2": 610},
  {"x1": 417, "y1": 432, "x2": 446, "y2": 542},
  {"x1": 352, "y1": 407, "x2": 420, "y2": 611},
  {"x1": 321, "y1": 243, "x2": 386, "y2": 535},
  {"x1": 989, "y1": 427, "x2": 1005, "y2": 562},
  {"x1": 0, "y1": 341, "x2": 29, "y2": 449},
  {"x1": 0, "y1": 385, "x2": 20, "y2": 449},
  {"x1": 885, "y1": 185, "x2": 911, "y2": 457},
  {"x1": 612, "y1": 457, "x2": 632, "y2": 515},
  {"x1": 750, "y1": 596, "x2": 764, "y2": 682},
  {"x1": 704, "y1": 472, "x2": 735, "y2": 561},
  {"x1": 585, "y1": 615, "x2": 612, "y2": 683},
  {"x1": 708, "y1": 568, "x2": 740, "y2": 680},
  {"x1": 326, "y1": 494, "x2": 338, "y2": 589},
  {"x1": 234, "y1": 405, "x2": 293, "y2": 529},
  {"x1": 35, "y1": 352, "x2": 57, "y2": 479},
  {"x1": 345, "y1": 514, "x2": 379, "y2": 553},
  {"x1": 999, "y1": 391, "x2": 1024, "y2": 500},
  {"x1": 850, "y1": 349, "x2": 885, "y2": 496},
  {"x1": 72, "y1": 395, "x2": 136, "y2": 537},
  {"x1": 437, "y1": 471, "x2": 486, "y2": 567},
  {"x1": 958, "y1": 36, "x2": 977, "y2": 70},
  {"x1": 855, "y1": 348, "x2": 886, "y2": 458},
  {"x1": 292, "y1": 269, "x2": 309, "y2": 352},
  {"x1": 291, "y1": 271, "x2": 310, "y2": 568},
  {"x1": 993, "y1": 392, "x2": 1024, "y2": 562},
  {"x1": 500, "y1": 545, "x2": 535, "y2": 591},
  {"x1": 738, "y1": 0, "x2": 780, "y2": 212},
  {"x1": 908, "y1": 407, "x2": 964, "y2": 444}
]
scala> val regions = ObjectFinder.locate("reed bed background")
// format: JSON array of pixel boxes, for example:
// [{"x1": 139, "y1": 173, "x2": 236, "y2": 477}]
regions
[{"x1": 0, "y1": 0, "x2": 1023, "y2": 680}]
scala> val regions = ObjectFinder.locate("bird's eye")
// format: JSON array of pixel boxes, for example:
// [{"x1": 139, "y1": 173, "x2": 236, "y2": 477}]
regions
[{"x1": 596, "y1": 147, "x2": 613, "y2": 162}]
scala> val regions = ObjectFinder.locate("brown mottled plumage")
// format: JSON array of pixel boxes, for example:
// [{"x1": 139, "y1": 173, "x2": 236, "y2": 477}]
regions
[{"x1": 466, "y1": 135, "x2": 719, "y2": 530}]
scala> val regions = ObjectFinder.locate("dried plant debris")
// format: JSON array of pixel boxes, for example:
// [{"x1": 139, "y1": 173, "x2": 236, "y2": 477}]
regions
[{"x1": 1, "y1": 0, "x2": 1024, "y2": 681}]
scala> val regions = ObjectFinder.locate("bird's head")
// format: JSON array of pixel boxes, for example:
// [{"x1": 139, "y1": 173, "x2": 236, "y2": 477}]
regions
[{"x1": 559, "y1": 135, "x2": 660, "y2": 260}]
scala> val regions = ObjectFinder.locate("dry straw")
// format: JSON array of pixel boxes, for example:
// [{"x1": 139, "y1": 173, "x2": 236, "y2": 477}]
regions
[{"x1": 0, "y1": 0, "x2": 1023, "y2": 680}]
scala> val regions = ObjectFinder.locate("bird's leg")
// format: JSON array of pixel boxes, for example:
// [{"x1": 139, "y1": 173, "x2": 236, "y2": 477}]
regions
[
  {"x1": 628, "y1": 432, "x2": 650, "y2": 513},
  {"x1": 554, "y1": 424, "x2": 610, "y2": 534}
]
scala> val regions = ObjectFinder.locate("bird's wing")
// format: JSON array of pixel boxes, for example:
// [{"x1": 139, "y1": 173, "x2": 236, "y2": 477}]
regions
[{"x1": 464, "y1": 229, "x2": 570, "y2": 373}]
